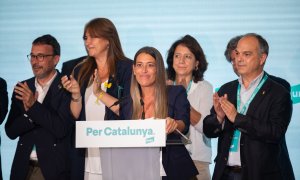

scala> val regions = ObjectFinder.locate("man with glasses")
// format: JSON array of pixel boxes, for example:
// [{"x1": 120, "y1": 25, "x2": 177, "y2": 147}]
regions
[{"x1": 5, "y1": 34, "x2": 73, "y2": 180}]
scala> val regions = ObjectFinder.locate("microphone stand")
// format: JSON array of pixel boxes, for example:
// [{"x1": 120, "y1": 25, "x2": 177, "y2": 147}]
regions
[{"x1": 175, "y1": 129, "x2": 192, "y2": 144}]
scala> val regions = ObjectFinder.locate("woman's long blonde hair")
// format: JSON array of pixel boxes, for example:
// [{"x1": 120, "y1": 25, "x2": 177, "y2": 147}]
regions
[
  {"x1": 77, "y1": 17, "x2": 126, "y2": 87},
  {"x1": 131, "y1": 47, "x2": 168, "y2": 119}
]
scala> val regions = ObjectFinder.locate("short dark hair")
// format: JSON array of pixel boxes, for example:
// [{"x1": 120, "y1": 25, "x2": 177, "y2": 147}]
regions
[
  {"x1": 32, "y1": 34, "x2": 60, "y2": 56},
  {"x1": 166, "y1": 35, "x2": 207, "y2": 82},
  {"x1": 224, "y1": 35, "x2": 242, "y2": 62}
]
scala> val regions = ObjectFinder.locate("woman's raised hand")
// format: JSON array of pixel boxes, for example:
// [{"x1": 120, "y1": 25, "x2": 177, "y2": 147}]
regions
[{"x1": 61, "y1": 75, "x2": 81, "y2": 96}]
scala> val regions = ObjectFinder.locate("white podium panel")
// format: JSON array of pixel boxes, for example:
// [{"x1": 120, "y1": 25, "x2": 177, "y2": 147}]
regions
[{"x1": 76, "y1": 119, "x2": 166, "y2": 148}]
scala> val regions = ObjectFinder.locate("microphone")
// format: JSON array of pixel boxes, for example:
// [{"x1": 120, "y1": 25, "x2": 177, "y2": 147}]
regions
[{"x1": 140, "y1": 99, "x2": 145, "y2": 120}]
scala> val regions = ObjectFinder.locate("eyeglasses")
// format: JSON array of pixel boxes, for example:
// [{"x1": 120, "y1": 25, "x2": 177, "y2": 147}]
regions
[{"x1": 27, "y1": 54, "x2": 54, "y2": 62}]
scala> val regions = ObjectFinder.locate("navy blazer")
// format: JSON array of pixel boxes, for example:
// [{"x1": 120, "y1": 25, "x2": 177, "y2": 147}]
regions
[
  {"x1": 203, "y1": 73, "x2": 294, "y2": 180},
  {"x1": 5, "y1": 71, "x2": 73, "y2": 180},
  {"x1": 70, "y1": 58, "x2": 133, "y2": 180},
  {"x1": 120, "y1": 85, "x2": 198, "y2": 180}
]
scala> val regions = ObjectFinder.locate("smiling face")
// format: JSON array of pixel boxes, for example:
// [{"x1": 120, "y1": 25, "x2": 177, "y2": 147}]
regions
[
  {"x1": 172, "y1": 44, "x2": 199, "y2": 78},
  {"x1": 84, "y1": 31, "x2": 109, "y2": 58},
  {"x1": 30, "y1": 44, "x2": 58, "y2": 81},
  {"x1": 133, "y1": 53, "x2": 157, "y2": 88}
]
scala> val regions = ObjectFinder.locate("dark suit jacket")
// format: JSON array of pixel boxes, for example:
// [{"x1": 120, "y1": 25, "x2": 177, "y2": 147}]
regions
[
  {"x1": 0, "y1": 77, "x2": 8, "y2": 180},
  {"x1": 5, "y1": 71, "x2": 74, "y2": 180},
  {"x1": 61, "y1": 56, "x2": 87, "y2": 76},
  {"x1": 120, "y1": 86, "x2": 198, "y2": 180},
  {"x1": 69, "y1": 58, "x2": 133, "y2": 180},
  {"x1": 203, "y1": 72, "x2": 294, "y2": 180},
  {"x1": 0, "y1": 77, "x2": 8, "y2": 124},
  {"x1": 269, "y1": 75, "x2": 291, "y2": 92}
]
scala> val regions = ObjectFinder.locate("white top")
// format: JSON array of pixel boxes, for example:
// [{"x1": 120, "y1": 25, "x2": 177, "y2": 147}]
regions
[
  {"x1": 84, "y1": 81, "x2": 107, "y2": 174},
  {"x1": 185, "y1": 80, "x2": 213, "y2": 163}
]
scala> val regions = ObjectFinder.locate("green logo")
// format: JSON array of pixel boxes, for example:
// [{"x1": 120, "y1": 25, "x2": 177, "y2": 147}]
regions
[{"x1": 291, "y1": 84, "x2": 300, "y2": 104}]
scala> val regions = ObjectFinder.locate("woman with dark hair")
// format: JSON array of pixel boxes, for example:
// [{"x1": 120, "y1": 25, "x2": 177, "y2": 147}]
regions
[
  {"x1": 167, "y1": 35, "x2": 213, "y2": 180},
  {"x1": 61, "y1": 17, "x2": 132, "y2": 180},
  {"x1": 118, "y1": 46, "x2": 198, "y2": 180}
]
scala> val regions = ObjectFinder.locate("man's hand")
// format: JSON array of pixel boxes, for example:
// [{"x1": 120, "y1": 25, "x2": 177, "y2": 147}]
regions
[
  {"x1": 14, "y1": 82, "x2": 38, "y2": 111},
  {"x1": 213, "y1": 92, "x2": 226, "y2": 123},
  {"x1": 219, "y1": 94, "x2": 237, "y2": 123}
]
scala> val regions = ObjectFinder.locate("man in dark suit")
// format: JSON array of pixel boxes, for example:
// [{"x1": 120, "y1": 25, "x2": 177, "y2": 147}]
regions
[
  {"x1": 5, "y1": 34, "x2": 73, "y2": 180},
  {"x1": 0, "y1": 77, "x2": 8, "y2": 180},
  {"x1": 204, "y1": 33, "x2": 294, "y2": 180},
  {"x1": 61, "y1": 56, "x2": 86, "y2": 76}
]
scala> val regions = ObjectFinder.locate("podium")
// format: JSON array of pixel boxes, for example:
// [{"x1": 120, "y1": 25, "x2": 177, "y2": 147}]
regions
[{"x1": 76, "y1": 120, "x2": 166, "y2": 179}]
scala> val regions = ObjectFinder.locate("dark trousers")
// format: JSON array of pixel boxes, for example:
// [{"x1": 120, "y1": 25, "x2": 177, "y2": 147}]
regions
[
  {"x1": 220, "y1": 166, "x2": 242, "y2": 180},
  {"x1": 25, "y1": 160, "x2": 45, "y2": 180}
]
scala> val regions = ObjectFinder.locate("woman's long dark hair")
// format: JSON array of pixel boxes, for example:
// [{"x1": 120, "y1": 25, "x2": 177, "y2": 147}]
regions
[
  {"x1": 166, "y1": 34, "x2": 208, "y2": 83},
  {"x1": 77, "y1": 17, "x2": 127, "y2": 87}
]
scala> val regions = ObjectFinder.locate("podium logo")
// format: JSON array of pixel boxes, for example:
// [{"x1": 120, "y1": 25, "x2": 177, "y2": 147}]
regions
[
  {"x1": 146, "y1": 137, "x2": 155, "y2": 144},
  {"x1": 291, "y1": 84, "x2": 300, "y2": 104}
]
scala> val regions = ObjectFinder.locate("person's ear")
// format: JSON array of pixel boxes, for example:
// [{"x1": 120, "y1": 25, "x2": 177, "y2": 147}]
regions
[
  {"x1": 54, "y1": 55, "x2": 60, "y2": 66},
  {"x1": 260, "y1": 53, "x2": 267, "y2": 65}
]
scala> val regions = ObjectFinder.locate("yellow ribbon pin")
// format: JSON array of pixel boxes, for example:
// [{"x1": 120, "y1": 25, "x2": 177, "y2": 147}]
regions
[{"x1": 104, "y1": 82, "x2": 112, "y2": 88}]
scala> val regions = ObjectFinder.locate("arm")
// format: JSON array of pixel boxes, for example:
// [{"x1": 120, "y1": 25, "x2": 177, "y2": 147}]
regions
[
  {"x1": 203, "y1": 92, "x2": 227, "y2": 138},
  {"x1": 25, "y1": 89, "x2": 73, "y2": 138},
  {"x1": 169, "y1": 86, "x2": 190, "y2": 135},
  {"x1": 61, "y1": 75, "x2": 82, "y2": 119},
  {"x1": 94, "y1": 60, "x2": 132, "y2": 116},
  {"x1": 5, "y1": 89, "x2": 36, "y2": 139},
  {"x1": 92, "y1": 69, "x2": 119, "y2": 115},
  {"x1": 7, "y1": 80, "x2": 73, "y2": 139},
  {"x1": 203, "y1": 109, "x2": 224, "y2": 138}
]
